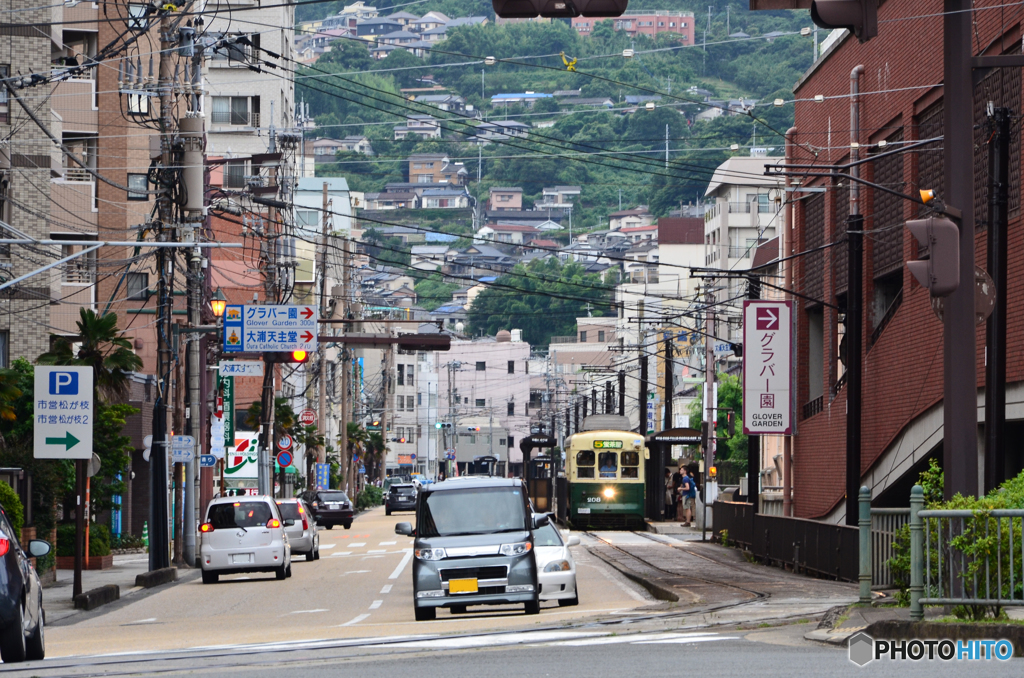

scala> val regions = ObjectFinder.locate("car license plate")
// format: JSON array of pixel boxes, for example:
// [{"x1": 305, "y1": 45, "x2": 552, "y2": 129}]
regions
[
  {"x1": 231, "y1": 553, "x2": 253, "y2": 564},
  {"x1": 448, "y1": 578, "x2": 478, "y2": 594},
  {"x1": 328, "y1": 503, "x2": 340, "y2": 509},
  {"x1": 578, "y1": 508, "x2": 591, "y2": 514}
]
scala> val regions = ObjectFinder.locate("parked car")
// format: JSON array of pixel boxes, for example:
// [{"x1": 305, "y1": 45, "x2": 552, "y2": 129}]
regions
[
  {"x1": 385, "y1": 483, "x2": 417, "y2": 515},
  {"x1": 300, "y1": 490, "x2": 353, "y2": 530},
  {"x1": 395, "y1": 477, "x2": 544, "y2": 621},
  {"x1": 533, "y1": 516, "x2": 579, "y2": 607},
  {"x1": 276, "y1": 498, "x2": 319, "y2": 561},
  {"x1": 199, "y1": 496, "x2": 292, "y2": 584},
  {"x1": 0, "y1": 502, "x2": 49, "y2": 663}
]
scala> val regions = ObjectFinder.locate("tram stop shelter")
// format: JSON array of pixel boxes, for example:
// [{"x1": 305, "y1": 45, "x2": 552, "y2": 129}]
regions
[{"x1": 645, "y1": 428, "x2": 702, "y2": 521}]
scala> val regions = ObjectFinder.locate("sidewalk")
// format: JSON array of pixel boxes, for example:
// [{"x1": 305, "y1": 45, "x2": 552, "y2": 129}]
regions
[{"x1": 44, "y1": 554, "x2": 186, "y2": 625}]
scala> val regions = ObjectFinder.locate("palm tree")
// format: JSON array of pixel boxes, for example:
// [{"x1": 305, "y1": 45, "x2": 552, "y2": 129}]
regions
[
  {"x1": 0, "y1": 368, "x2": 23, "y2": 447},
  {"x1": 345, "y1": 422, "x2": 368, "y2": 495},
  {"x1": 37, "y1": 309, "x2": 142, "y2": 401}
]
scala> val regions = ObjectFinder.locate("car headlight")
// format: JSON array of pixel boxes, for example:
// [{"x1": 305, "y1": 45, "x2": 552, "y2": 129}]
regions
[
  {"x1": 543, "y1": 559, "x2": 571, "y2": 573},
  {"x1": 499, "y1": 541, "x2": 532, "y2": 556},
  {"x1": 414, "y1": 547, "x2": 446, "y2": 561}
]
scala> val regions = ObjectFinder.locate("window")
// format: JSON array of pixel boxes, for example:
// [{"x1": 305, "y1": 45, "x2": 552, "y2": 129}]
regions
[
  {"x1": 475, "y1": 361, "x2": 485, "y2": 371},
  {"x1": 507, "y1": 360, "x2": 514, "y2": 374},
  {"x1": 397, "y1": 364, "x2": 404, "y2": 386},
  {"x1": 475, "y1": 398, "x2": 485, "y2": 407},
  {"x1": 396, "y1": 395, "x2": 404, "y2": 410},
  {"x1": 0, "y1": 65, "x2": 7, "y2": 124},
  {"x1": 416, "y1": 174, "x2": 433, "y2": 183},
  {"x1": 598, "y1": 452, "x2": 618, "y2": 478},
  {"x1": 0, "y1": 331, "x2": 7, "y2": 368},
  {"x1": 621, "y1": 451, "x2": 639, "y2": 478},
  {"x1": 417, "y1": 393, "x2": 422, "y2": 406},
  {"x1": 507, "y1": 402, "x2": 514, "y2": 415},
  {"x1": 211, "y1": 96, "x2": 256, "y2": 126},
  {"x1": 579, "y1": 331, "x2": 587, "y2": 342},
  {"x1": 576, "y1": 450, "x2": 595, "y2": 479},
  {"x1": 407, "y1": 428, "x2": 415, "y2": 444},
  {"x1": 127, "y1": 3, "x2": 148, "y2": 30},
  {"x1": 406, "y1": 365, "x2": 414, "y2": 386},
  {"x1": 223, "y1": 160, "x2": 246, "y2": 188},
  {"x1": 598, "y1": 330, "x2": 605, "y2": 342},
  {"x1": 296, "y1": 210, "x2": 318, "y2": 227},
  {"x1": 808, "y1": 307, "x2": 824, "y2": 402},
  {"x1": 127, "y1": 173, "x2": 148, "y2": 200},
  {"x1": 126, "y1": 93, "x2": 148, "y2": 115},
  {"x1": 126, "y1": 272, "x2": 149, "y2": 301}
]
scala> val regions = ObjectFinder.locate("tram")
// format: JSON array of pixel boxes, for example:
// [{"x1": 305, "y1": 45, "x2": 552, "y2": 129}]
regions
[{"x1": 564, "y1": 415, "x2": 648, "y2": 529}]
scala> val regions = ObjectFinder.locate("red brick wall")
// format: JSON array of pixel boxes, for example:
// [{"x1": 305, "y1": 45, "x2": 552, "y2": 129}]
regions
[{"x1": 789, "y1": 0, "x2": 1024, "y2": 517}]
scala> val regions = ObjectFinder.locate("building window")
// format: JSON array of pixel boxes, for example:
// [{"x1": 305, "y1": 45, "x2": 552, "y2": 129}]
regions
[
  {"x1": 507, "y1": 401, "x2": 514, "y2": 415},
  {"x1": 127, "y1": 173, "x2": 148, "y2": 200},
  {"x1": 126, "y1": 272, "x2": 149, "y2": 300},
  {"x1": 407, "y1": 428, "x2": 415, "y2": 444},
  {"x1": 598, "y1": 330, "x2": 605, "y2": 342},
  {"x1": 127, "y1": 3, "x2": 148, "y2": 30},
  {"x1": 579, "y1": 331, "x2": 587, "y2": 342},
  {"x1": 211, "y1": 96, "x2": 257, "y2": 126},
  {"x1": 417, "y1": 393, "x2": 422, "y2": 406},
  {"x1": 475, "y1": 398, "x2": 485, "y2": 407},
  {"x1": 126, "y1": 93, "x2": 149, "y2": 115},
  {"x1": 296, "y1": 210, "x2": 318, "y2": 227},
  {"x1": 406, "y1": 365, "x2": 414, "y2": 386},
  {"x1": 475, "y1": 361, "x2": 485, "y2": 371},
  {"x1": 223, "y1": 160, "x2": 246, "y2": 188},
  {"x1": 0, "y1": 331, "x2": 7, "y2": 368},
  {"x1": 397, "y1": 364, "x2": 404, "y2": 386},
  {"x1": 507, "y1": 360, "x2": 514, "y2": 374}
]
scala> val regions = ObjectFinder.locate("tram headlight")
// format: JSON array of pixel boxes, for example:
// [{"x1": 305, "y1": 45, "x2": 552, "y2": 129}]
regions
[{"x1": 603, "y1": 488, "x2": 615, "y2": 499}]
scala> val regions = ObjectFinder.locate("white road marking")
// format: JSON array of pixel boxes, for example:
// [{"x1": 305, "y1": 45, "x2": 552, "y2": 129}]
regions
[
  {"x1": 330, "y1": 551, "x2": 353, "y2": 557},
  {"x1": 286, "y1": 609, "x2": 328, "y2": 615},
  {"x1": 367, "y1": 549, "x2": 387, "y2": 553},
  {"x1": 380, "y1": 584, "x2": 393, "y2": 594},
  {"x1": 341, "y1": 570, "x2": 371, "y2": 575},
  {"x1": 387, "y1": 631, "x2": 605, "y2": 649},
  {"x1": 361, "y1": 556, "x2": 385, "y2": 559},
  {"x1": 550, "y1": 632, "x2": 720, "y2": 647},
  {"x1": 379, "y1": 541, "x2": 397, "y2": 545},
  {"x1": 389, "y1": 548, "x2": 414, "y2": 579},
  {"x1": 349, "y1": 542, "x2": 366, "y2": 547},
  {"x1": 635, "y1": 636, "x2": 738, "y2": 645},
  {"x1": 338, "y1": 614, "x2": 370, "y2": 627},
  {"x1": 369, "y1": 600, "x2": 383, "y2": 610},
  {"x1": 123, "y1": 618, "x2": 158, "y2": 625},
  {"x1": 319, "y1": 544, "x2": 336, "y2": 549}
]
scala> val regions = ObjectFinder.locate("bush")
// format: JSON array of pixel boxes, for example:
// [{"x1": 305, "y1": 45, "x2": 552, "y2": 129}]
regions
[
  {"x1": 0, "y1": 481, "x2": 23, "y2": 535},
  {"x1": 356, "y1": 485, "x2": 383, "y2": 511},
  {"x1": 90, "y1": 523, "x2": 111, "y2": 557},
  {"x1": 111, "y1": 533, "x2": 146, "y2": 551},
  {"x1": 56, "y1": 523, "x2": 76, "y2": 557}
]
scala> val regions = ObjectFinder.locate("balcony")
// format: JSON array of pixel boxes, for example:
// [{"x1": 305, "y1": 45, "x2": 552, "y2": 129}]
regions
[
  {"x1": 549, "y1": 336, "x2": 577, "y2": 344},
  {"x1": 727, "y1": 201, "x2": 752, "y2": 213},
  {"x1": 211, "y1": 110, "x2": 259, "y2": 129}
]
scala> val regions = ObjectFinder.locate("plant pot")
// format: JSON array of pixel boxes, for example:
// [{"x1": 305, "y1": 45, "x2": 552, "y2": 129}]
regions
[{"x1": 56, "y1": 554, "x2": 114, "y2": 570}]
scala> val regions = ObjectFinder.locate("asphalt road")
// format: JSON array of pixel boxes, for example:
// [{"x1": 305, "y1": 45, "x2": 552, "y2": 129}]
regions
[{"x1": 43, "y1": 505, "x2": 654, "y2": 660}]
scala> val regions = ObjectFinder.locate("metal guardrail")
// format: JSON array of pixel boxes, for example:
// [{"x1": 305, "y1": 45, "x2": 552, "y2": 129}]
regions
[{"x1": 870, "y1": 508, "x2": 909, "y2": 587}]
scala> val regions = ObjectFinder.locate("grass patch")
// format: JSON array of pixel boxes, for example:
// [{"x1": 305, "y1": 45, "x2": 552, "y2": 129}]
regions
[{"x1": 931, "y1": 615, "x2": 1024, "y2": 626}]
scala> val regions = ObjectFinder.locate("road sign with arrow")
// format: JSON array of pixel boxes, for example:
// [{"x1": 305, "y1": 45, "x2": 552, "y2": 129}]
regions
[
  {"x1": 221, "y1": 304, "x2": 318, "y2": 354},
  {"x1": 34, "y1": 366, "x2": 93, "y2": 460}
]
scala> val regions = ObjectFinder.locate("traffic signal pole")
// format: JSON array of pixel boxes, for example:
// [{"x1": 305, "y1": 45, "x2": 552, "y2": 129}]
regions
[{"x1": 943, "y1": 0, "x2": 979, "y2": 501}]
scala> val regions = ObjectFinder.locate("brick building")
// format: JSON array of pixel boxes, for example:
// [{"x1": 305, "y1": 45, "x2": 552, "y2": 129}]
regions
[
  {"x1": 572, "y1": 12, "x2": 694, "y2": 42},
  {"x1": 784, "y1": 3, "x2": 1024, "y2": 520}
]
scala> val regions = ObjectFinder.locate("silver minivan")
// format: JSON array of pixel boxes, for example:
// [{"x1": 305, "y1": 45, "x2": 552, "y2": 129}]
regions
[
  {"x1": 395, "y1": 477, "x2": 545, "y2": 621},
  {"x1": 276, "y1": 498, "x2": 319, "y2": 561}
]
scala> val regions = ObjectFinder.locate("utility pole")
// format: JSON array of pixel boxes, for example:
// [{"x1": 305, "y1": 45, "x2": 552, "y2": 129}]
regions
[
  {"x1": 663, "y1": 335, "x2": 673, "y2": 431},
  {"x1": 638, "y1": 353, "x2": 648, "y2": 435},
  {"x1": 618, "y1": 369, "x2": 625, "y2": 417},
  {"x1": 574, "y1": 399, "x2": 579, "y2": 433},
  {"x1": 746, "y1": 276, "x2": 760, "y2": 511},
  {"x1": 984, "y1": 106, "x2": 1011, "y2": 493},
  {"x1": 845, "y1": 65, "x2": 864, "y2": 527},
  {"x1": 582, "y1": 395, "x2": 588, "y2": 420},
  {"x1": 703, "y1": 282, "x2": 716, "y2": 540},
  {"x1": 319, "y1": 183, "x2": 330, "y2": 488},
  {"x1": 380, "y1": 345, "x2": 392, "y2": 485},
  {"x1": 943, "y1": 0, "x2": 978, "y2": 501}
]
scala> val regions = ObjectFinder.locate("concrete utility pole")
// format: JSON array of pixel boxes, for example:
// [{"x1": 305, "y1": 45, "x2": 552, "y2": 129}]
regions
[
  {"x1": 704, "y1": 283, "x2": 716, "y2": 467},
  {"x1": 746, "y1": 276, "x2": 760, "y2": 511},
  {"x1": 942, "y1": 0, "x2": 978, "y2": 501},
  {"x1": 319, "y1": 183, "x2": 330, "y2": 487},
  {"x1": 380, "y1": 345, "x2": 393, "y2": 485},
  {"x1": 618, "y1": 370, "x2": 625, "y2": 417},
  {"x1": 846, "y1": 64, "x2": 864, "y2": 527},
  {"x1": 663, "y1": 335, "x2": 673, "y2": 431}
]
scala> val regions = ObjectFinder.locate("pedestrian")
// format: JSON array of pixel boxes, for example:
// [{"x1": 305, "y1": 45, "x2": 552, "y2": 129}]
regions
[
  {"x1": 681, "y1": 468, "x2": 697, "y2": 526},
  {"x1": 664, "y1": 469, "x2": 675, "y2": 520}
]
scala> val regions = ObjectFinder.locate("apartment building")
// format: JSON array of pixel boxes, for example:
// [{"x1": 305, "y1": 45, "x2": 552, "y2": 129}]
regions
[{"x1": 572, "y1": 11, "x2": 695, "y2": 42}]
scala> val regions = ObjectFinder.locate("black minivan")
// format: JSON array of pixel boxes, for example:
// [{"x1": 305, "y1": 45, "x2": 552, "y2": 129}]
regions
[
  {"x1": 395, "y1": 477, "x2": 545, "y2": 621},
  {"x1": 0, "y1": 501, "x2": 50, "y2": 663}
]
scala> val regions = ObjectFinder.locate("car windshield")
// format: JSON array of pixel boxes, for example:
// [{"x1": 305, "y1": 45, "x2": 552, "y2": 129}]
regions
[
  {"x1": 276, "y1": 502, "x2": 301, "y2": 520},
  {"x1": 418, "y1": 487, "x2": 526, "y2": 538},
  {"x1": 320, "y1": 492, "x2": 349, "y2": 502},
  {"x1": 532, "y1": 522, "x2": 563, "y2": 547},
  {"x1": 208, "y1": 502, "x2": 272, "y2": 528}
]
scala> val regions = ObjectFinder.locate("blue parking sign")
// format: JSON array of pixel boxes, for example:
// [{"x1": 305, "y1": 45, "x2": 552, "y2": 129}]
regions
[{"x1": 49, "y1": 371, "x2": 79, "y2": 395}]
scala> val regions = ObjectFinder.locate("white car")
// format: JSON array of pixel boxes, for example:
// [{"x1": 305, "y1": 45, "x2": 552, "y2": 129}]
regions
[
  {"x1": 533, "y1": 518, "x2": 580, "y2": 606},
  {"x1": 200, "y1": 496, "x2": 292, "y2": 584}
]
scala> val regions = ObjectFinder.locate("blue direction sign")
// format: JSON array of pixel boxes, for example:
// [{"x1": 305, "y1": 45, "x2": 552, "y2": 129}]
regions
[
  {"x1": 222, "y1": 304, "x2": 318, "y2": 354},
  {"x1": 199, "y1": 454, "x2": 217, "y2": 468},
  {"x1": 33, "y1": 366, "x2": 94, "y2": 460}
]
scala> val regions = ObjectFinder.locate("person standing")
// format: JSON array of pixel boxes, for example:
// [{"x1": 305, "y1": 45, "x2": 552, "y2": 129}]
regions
[
  {"x1": 680, "y1": 469, "x2": 697, "y2": 526},
  {"x1": 664, "y1": 469, "x2": 675, "y2": 520}
]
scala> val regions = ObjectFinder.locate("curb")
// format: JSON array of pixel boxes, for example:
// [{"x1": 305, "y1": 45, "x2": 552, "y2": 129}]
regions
[
  {"x1": 804, "y1": 626, "x2": 865, "y2": 646},
  {"x1": 73, "y1": 584, "x2": 119, "y2": 611},
  {"x1": 135, "y1": 566, "x2": 178, "y2": 589},
  {"x1": 586, "y1": 546, "x2": 679, "y2": 602}
]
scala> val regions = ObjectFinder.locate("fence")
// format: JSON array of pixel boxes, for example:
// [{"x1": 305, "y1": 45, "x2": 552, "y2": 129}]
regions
[{"x1": 870, "y1": 508, "x2": 909, "y2": 587}]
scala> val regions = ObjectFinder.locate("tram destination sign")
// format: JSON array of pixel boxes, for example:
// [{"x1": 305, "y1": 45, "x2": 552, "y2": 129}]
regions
[{"x1": 742, "y1": 300, "x2": 793, "y2": 435}]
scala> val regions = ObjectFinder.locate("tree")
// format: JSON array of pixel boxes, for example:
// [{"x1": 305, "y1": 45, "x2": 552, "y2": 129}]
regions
[
  {"x1": 413, "y1": 272, "x2": 458, "y2": 311},
  {"x1": 378, "y1": 48, "x2": 422, "y2": 88},
  {"x1": 37, "y1": 308, "x2": 143, "y2": 401},
  {"x1": 244, "y1": 397, "x2": 297, "y2": 441},
  {"x1": 687, "y1": 373, "x2": 746, "y2": 461}
]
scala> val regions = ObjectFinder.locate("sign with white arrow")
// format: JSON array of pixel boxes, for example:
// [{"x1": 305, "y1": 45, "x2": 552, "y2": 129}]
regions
[
  {"x1": 34, "y1": 366, "x2": 94, "y2": 460},
  {"x1": 221, "y1": 304, "x2": 318, "y2": 354},
  {"x1": 743, "y1": 300, "x2": 793, "y2": 435}
]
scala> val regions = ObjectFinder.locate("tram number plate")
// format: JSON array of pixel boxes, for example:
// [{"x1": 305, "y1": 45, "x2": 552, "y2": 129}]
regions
[
  {"x1": 449, "y1": 578, "x2": 478, "y2": 594},
  {"x1": 577, "y1": 508, "x2": 591, "y2": 514}
]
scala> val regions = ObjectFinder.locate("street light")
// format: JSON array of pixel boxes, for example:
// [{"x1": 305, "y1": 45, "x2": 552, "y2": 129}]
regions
[{"x1": 210, "y1": 288, "x2": 227, "y2": 318}]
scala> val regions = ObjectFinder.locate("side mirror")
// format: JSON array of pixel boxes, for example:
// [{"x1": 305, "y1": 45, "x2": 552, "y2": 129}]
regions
[
  {"x1": 395, "y1": 522, "x2": 413, "y2": 536},
  {"x1": 531, "y1": 512, "x2": 552, "y2": 530},
  {"x1": 28, "y1": 540, "x2": 51, "y2": 558},
  {"x1": 566, "y1": 535, "x2": 580, "y2": 547}
]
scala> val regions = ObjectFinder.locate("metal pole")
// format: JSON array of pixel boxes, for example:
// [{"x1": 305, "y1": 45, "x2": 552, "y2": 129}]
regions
[
  {"x1": 909, "y1": 485, "x2": 924, "y2": 620},
  {"x1": 984, "y1": 107, "x2": 1011, "y2": 493},
  {"x1": 858, "y1": 486, "x2": 871, "y2": 603},
  {"x1": 74, "y1": 460, "x2": 84, "y2": 597},
  {"x1": 639, "y1": 353, "x2": 648, "y2": 435},
  {"x1": 942, "y1": 0, "x2": 979, "y2": 500},
  {"x1": 319, "y1": 183, "x2": 329, "y2": 487},
  {"x1": 618, "y1": 370, "x2": 625, "y2": 417},
  {"x1": 704, "y1": 284, "x2": 715, "y2": 541},
  {"x1": 747, "y1": 276, "x2": 760, "y2": 510},
  {"x1": 664, "y1": 335, "x2": 673, "y2": 430},
  {"x1": 846, "y1": 65, "x2": 865, "y2": 527},
  {"x1": 782, "y1": 126, "x2": 796, "y2": 518}
]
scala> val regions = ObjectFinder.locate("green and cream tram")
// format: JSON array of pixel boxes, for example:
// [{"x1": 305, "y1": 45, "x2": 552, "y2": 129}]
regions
[{"x1": 565, "y1": 415, "x2": 648, "y2": 529}]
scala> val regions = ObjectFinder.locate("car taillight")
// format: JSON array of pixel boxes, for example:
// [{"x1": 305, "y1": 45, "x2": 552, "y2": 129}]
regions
[
  {"x1": 302, "y1": 516, "x2": 308, "y2": 530},
  {"x1": 0, "y1": 537, "x2": 8, "y2": 557},
  {"x1": 199, "y1": 523, "x2": 214, "y2": 533},
  {"x1": 313, "y1": 501, "x2": 319, "y2": 508},
  {"x1": 267, "y1": 518, "x2": 281, "y2": 528}
]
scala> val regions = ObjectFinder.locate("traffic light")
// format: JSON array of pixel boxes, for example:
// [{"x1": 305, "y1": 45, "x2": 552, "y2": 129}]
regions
[
  {"x1": 466, "y1": 426, "x2": 480, "y2": 432},
  {"x1": 290, "y1": 350, "x2": 309, "y2": 363},
  {"x1": 810, "y1": 0, "x2": 878, "y2": 43},
  {"x1": 906, "y1": 217, "x2": 959, "y2": 297},
  {"x1": 492, "y1": 0, "x2": 628, "y2": 19},
  {"x1": 266, "y1": 350, "x2": 309, "y2": 364},
  {"x1": 700, "y1": 421, "x2": 709, "y2": 450},
  {"x1": 709, "y1": 466, "x2": 717, "y2": 479}
]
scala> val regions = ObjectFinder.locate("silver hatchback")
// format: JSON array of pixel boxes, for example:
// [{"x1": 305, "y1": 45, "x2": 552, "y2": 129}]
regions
[{"x1": 276, "y1": 498, "x2": 319, "y2": 561}]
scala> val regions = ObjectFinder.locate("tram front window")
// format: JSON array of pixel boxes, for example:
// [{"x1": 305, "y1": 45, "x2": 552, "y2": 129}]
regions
[
  {"x1": 576, "y1": 450, "x2": 595, "y2": 479},
  {"x1": 620, "y1": 451, "x2": 640, "y2": 479},
  {"x1": 598, "y1": 452, "x2": 617, "y2": 478}
]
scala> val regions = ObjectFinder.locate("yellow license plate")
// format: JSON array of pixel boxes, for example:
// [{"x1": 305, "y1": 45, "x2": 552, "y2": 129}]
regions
[{"x1": 448, "y1": 578, "x2": 478, "y2": 594}]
